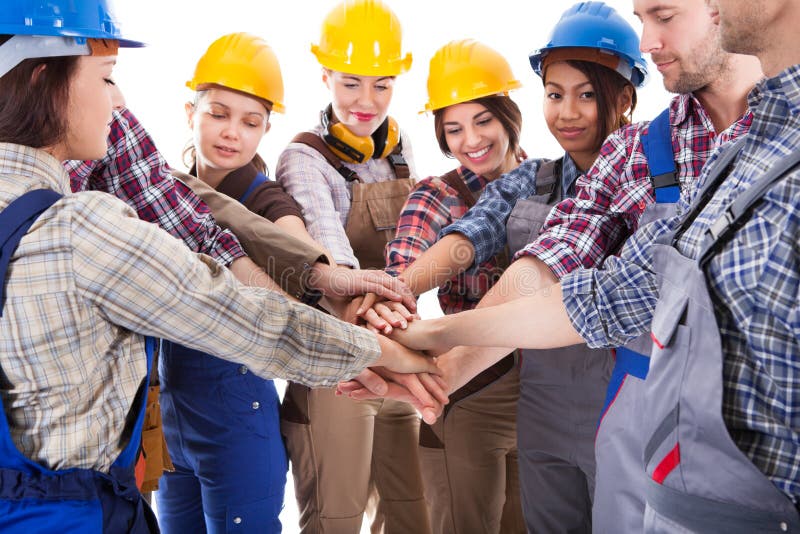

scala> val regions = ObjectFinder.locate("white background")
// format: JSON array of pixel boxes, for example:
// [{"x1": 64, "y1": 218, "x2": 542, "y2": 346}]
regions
[{"x1": 111, "y1": 0, "x2": 671, "y2": 531}]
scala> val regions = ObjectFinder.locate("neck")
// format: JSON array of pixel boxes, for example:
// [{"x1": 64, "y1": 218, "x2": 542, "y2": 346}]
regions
[
  {"x1": 568, "y1": 150, "x2": 599, "y2": 174},
  {"x1": 692, "y1": 54, "x2": 762, "y2": 132},
  {"x1": 195, "y1": 161, "x2": 227, "y2": 189},
  {"x1": 484, "y1": 151, "x2": 521, "y2": 181},
  {"x1": 758, "y1": 11, "x2": 800, "y2": 77}
]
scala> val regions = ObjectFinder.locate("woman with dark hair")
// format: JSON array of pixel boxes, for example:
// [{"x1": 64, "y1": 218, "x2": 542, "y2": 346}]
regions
[
  {"x1": 358, "y1": 4, "x2": 644, "y2": 531},
  {"x1": 383, "y1": 39, "x2": 526, "y2": 534},
  {"x1": 0, "y1": 2, "x2": 438, "y2": 531}
]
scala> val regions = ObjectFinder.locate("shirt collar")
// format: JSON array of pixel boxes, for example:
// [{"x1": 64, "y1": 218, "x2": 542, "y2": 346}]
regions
[
  {"x1": 458, "y1": 165, "x2": 492, "y2": 194},
  {"x1": 560, "y1": 153, "x2": 580, "y2": 194},
  {"x1": 0, "y1": 143, "x2": 71, "y2": 196},
  {"x1": 750, "y1": 63, "x2": 800, "y2": 117}
]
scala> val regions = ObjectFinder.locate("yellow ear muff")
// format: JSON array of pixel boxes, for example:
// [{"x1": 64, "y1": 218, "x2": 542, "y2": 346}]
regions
[
  {"x1": 376, "y1": 116, "x2": 400, "y2": 159},
  {"x1": 321, "y1": 105, "x2": 401, "y2": 164}
]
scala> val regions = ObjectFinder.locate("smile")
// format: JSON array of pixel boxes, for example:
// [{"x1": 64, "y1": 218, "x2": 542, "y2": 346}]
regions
[{"x1": 467, "y1": 146, "x2": 491, "y2": 159}]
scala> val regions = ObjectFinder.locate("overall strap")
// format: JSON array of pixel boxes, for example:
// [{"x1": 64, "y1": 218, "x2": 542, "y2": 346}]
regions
[
  {"x1": 643, "y1": 108, "x2": 680, "y2": 203},
  {"x1": 441, "y1": 169, "x2": 477, "y2": 208},
  {"x1": 113, "y1": 336, "x2": 157, "y2": 470},
  {"x1": 385, "y1": 142, "x2": 410, "y2": 180},
  {"x1": 292, "y1": 132, "x2": 362, "y2": 182},
  {"x1": 673, "y1": 138, "x2": 747, "y2": 243},
  {"x1": 698, "y1": 144, "x2": 800, "y2": 268},
  {"x1": 238, "y1": 172, "x2": 269, "y2": 204},
  {"x1": 0, "y1": 189, "x2": 63, "y2": 316},
  {"x1": 530, "y1": 158, "x2": 562, "y2": 204}
]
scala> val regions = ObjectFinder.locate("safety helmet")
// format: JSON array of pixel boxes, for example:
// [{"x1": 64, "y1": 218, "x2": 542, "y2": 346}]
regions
[
  {"x1": 311, "y1": 0, "x2": 412, "y2": 77},
  {"x1": 0, "y1": 0, "x2": 142, "y2": 78},
  {"x1": 424, "y1": 39, "x2": 521, "y2": 113},
  {"x1": 187, "y1": 33, "x2": 286, "y2": 114},
  {"x1": 529, "y1": 1, "x2": 648, "y2": 87}
]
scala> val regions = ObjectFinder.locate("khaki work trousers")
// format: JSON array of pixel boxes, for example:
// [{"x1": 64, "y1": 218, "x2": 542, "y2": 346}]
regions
[
  {"x1": 419, "y1": 365, "x2": 524, "y2": 534},
  {"x1": 281, "y1": 384, "x2": 430, "y2": 534}
]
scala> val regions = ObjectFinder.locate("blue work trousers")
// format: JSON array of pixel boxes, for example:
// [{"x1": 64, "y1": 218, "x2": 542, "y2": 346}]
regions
[{"x1": 156, "y1": 344, "x2": 287, "y2": 534}]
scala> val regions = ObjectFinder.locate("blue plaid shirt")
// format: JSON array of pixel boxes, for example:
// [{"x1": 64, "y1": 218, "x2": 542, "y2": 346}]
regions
[
  {"x1": 563, "y1": 65, "x2": 800, "y2": 503},
  {"x1": 440, "y1": 154, "x2": 581, "y2": 265}
]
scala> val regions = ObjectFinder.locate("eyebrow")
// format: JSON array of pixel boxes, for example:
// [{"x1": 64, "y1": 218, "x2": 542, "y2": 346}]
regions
[
  {"x1": 544, "y1": 80, "x2": 593, "y2": 90},
  {"x1": 633, "y1": 3, "x2": 675, "y2": 18},
  {"x1": 443, "y1": 109, "x2": 493, "y2": 126},
  {"x1": 207, "y1": 101, "x2": 266, "y2": 118},
  {"x1": 341, "y1": 75, "x2": 394, "y2": 83}
]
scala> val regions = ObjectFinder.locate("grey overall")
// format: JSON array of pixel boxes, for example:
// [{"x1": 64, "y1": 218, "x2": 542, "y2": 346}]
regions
[
  {"x1": 641, "y1": 141, "x2": 800, "y2": 533},
  {"x1": 593, "y1": 109, "x2": 683, "y2": 534},
  {"x1": 506, "y1": 159, "x2": 613, "y2": 533}
]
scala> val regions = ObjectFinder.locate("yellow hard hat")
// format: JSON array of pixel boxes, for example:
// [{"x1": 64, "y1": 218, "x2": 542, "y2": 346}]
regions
[
  {"x1": 187, "y1": 32, "x2": 285, "y2": 113},
  {"x1": 311, "y1": 0, "x2": 412, "y2": 77},
  {"x1": 423, "y1": 39, "x2": 521, "y2": 113}
]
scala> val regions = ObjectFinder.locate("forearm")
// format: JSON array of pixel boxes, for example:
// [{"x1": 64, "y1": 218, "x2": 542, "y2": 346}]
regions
[
  {"x1": 274, "y1": 214, "x2": 336, "y2": 266},
  {"x1": 393, "y1": 282, "x2": 583, "y2": 351},
  {"x1": 399, "y1": 233, "x2": 475, "y2": 295},
  {"x1": 178, "y1": 171, "x2": 327, "y2": 299},
  {"x1": 477, "y1": 256, "x2": 558, "y2": 308},
  {"x1": 229, "y1": 256, "x2": 289, "y2": 297}
]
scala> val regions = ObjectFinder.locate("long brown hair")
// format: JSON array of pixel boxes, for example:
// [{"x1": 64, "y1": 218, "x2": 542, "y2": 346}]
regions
[
  {"x1": 0, "y1": 35, "x2": 79, "y2": 148},
  {"x1": 433, "y1": 95, "x2": 523, "y2": 160},
  {"x1": 558, "y1": 60, "x2": 637, "y2": 150}
]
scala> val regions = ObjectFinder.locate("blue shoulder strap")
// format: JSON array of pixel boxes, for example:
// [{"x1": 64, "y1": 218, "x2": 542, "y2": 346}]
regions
[
  {"x1": 642, "y1": 108, "x2": 680, "y2": 204},
  {"x1": 238, "y1": 172, "x2": 269, "y2": 204},
  {"x1": 0, "y1": 189, "x2": 63, "y2": 316}
]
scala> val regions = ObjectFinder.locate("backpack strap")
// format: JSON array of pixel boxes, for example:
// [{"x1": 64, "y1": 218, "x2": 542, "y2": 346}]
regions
[
  {"x1": 292, "y1": 132, "x2": 362, "y2": 182},
  {"x1": 441, "y1": 169, "x2": 478, "y2": 208},
  {"x1": 0, "y1": 189, "x2": 63, "y2": 316},
  {"x1": 642, "y1": 108, "x2": 680, "y2": 204},
  {"x1": 698, "y1": 143, "x2": 800, "y2": 267}
]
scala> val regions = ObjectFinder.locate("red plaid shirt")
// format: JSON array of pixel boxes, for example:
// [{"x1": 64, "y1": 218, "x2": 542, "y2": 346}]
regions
[
  {"x1": 517, "y1": 93, "x2": 753, "y2": 276},
  {"x1": 64, "y1": 108, "x2": 245, "y2": 266},
  {"x1": 385, "y1": 167, "x2": 506, "y2": 314}
]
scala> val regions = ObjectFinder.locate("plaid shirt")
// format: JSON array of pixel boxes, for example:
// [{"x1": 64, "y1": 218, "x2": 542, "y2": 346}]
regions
[
  {"x1": 0, "y1": 144, "x2": 379, "y2": 473},
  {"x1": 64, "y1": 108, "x2": 244, "y2": 266},
  {"x1": 518, "y1": 94, "x2": 753, "y2": 277},
  {"x1": 563, "y1": 65, "x2": 800, "y2": 502},
  {"x1": 439, "y1": 155, "x2": 581, "y2": 265},
  {"x1": 386, "y1": 167, "x2": 505, "y2": 314},
  {"x1": 276, "y1": 124, "x2": 417, "y2": 268}
]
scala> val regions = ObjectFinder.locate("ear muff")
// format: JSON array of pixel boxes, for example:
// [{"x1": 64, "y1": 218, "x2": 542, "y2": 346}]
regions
[{"x1": 321, "y1": 104, "x2": 400, "y2": 164}]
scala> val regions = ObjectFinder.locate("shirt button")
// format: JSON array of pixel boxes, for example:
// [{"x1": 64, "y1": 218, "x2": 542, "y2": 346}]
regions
[
  {"x1": 252, "y1": 401, "x2": 260, "y2": 410},
  {"x1": 233, "y1": 517, "x2": 242, "y2": 525},
  {"x1": 780, "y1": 522, "x2": 788, "y2": 532},
  {"x1": 238, "y1": 365, "x2": 248, "y2": 375}
]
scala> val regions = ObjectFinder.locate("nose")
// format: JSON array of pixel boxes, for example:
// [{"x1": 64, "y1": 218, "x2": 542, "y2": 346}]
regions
[
  {"x1": 464, "y1": 124, "x2": 482, "y2": 148},
  {"x1": 221, "y1": 122, "x2": 240, "y2": 140},
  {"x1": 110, "y1": 83, "x2": 126, "y2": 111},
  {"x1": 639, "y1": 21, "x2": 661, "y2": 55},
  {"x1": 560, "y1": 95, "x2": 580, "y2": 120},
  {"x1": 357, "y1": 84, "x2": 376, "y2": 108}
]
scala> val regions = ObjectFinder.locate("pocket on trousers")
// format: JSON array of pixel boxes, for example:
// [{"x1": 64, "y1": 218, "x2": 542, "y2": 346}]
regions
[
  {"x1": 226, "y1": 496, "x2": 283, "y2": 534},
  {"x1": 217, "y1": 374, "x2": 279, "y2": 438}
]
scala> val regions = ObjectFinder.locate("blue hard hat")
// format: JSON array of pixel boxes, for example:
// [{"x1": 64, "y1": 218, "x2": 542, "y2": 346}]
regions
[
  {"x1": 529, "y1": 1, "x2": 648, "y2": 88},
  {"x1": 0, "y1": 0, "x2": 142, "y2": 47}
]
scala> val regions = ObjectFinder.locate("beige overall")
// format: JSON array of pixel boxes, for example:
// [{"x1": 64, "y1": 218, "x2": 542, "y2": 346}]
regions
[{"x1": 282, "y1": 134, "x2": 428, "y2": 534}]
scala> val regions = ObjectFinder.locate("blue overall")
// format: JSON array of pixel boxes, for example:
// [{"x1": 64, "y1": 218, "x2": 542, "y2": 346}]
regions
[
  {"x1": 0, "y1": 190, "x2": 158, "y2": 533},
  {"x1": 593, "y1": 109, "x2": 681, "y2": 533},
  {"x1": 156, "y1": 171, "x2": 287, "y2": 534}
]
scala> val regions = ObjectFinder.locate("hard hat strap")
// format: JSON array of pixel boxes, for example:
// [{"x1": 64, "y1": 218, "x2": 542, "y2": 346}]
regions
[{"x1": 0, "y1": 35, "x2": 90, "y2": 78}]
